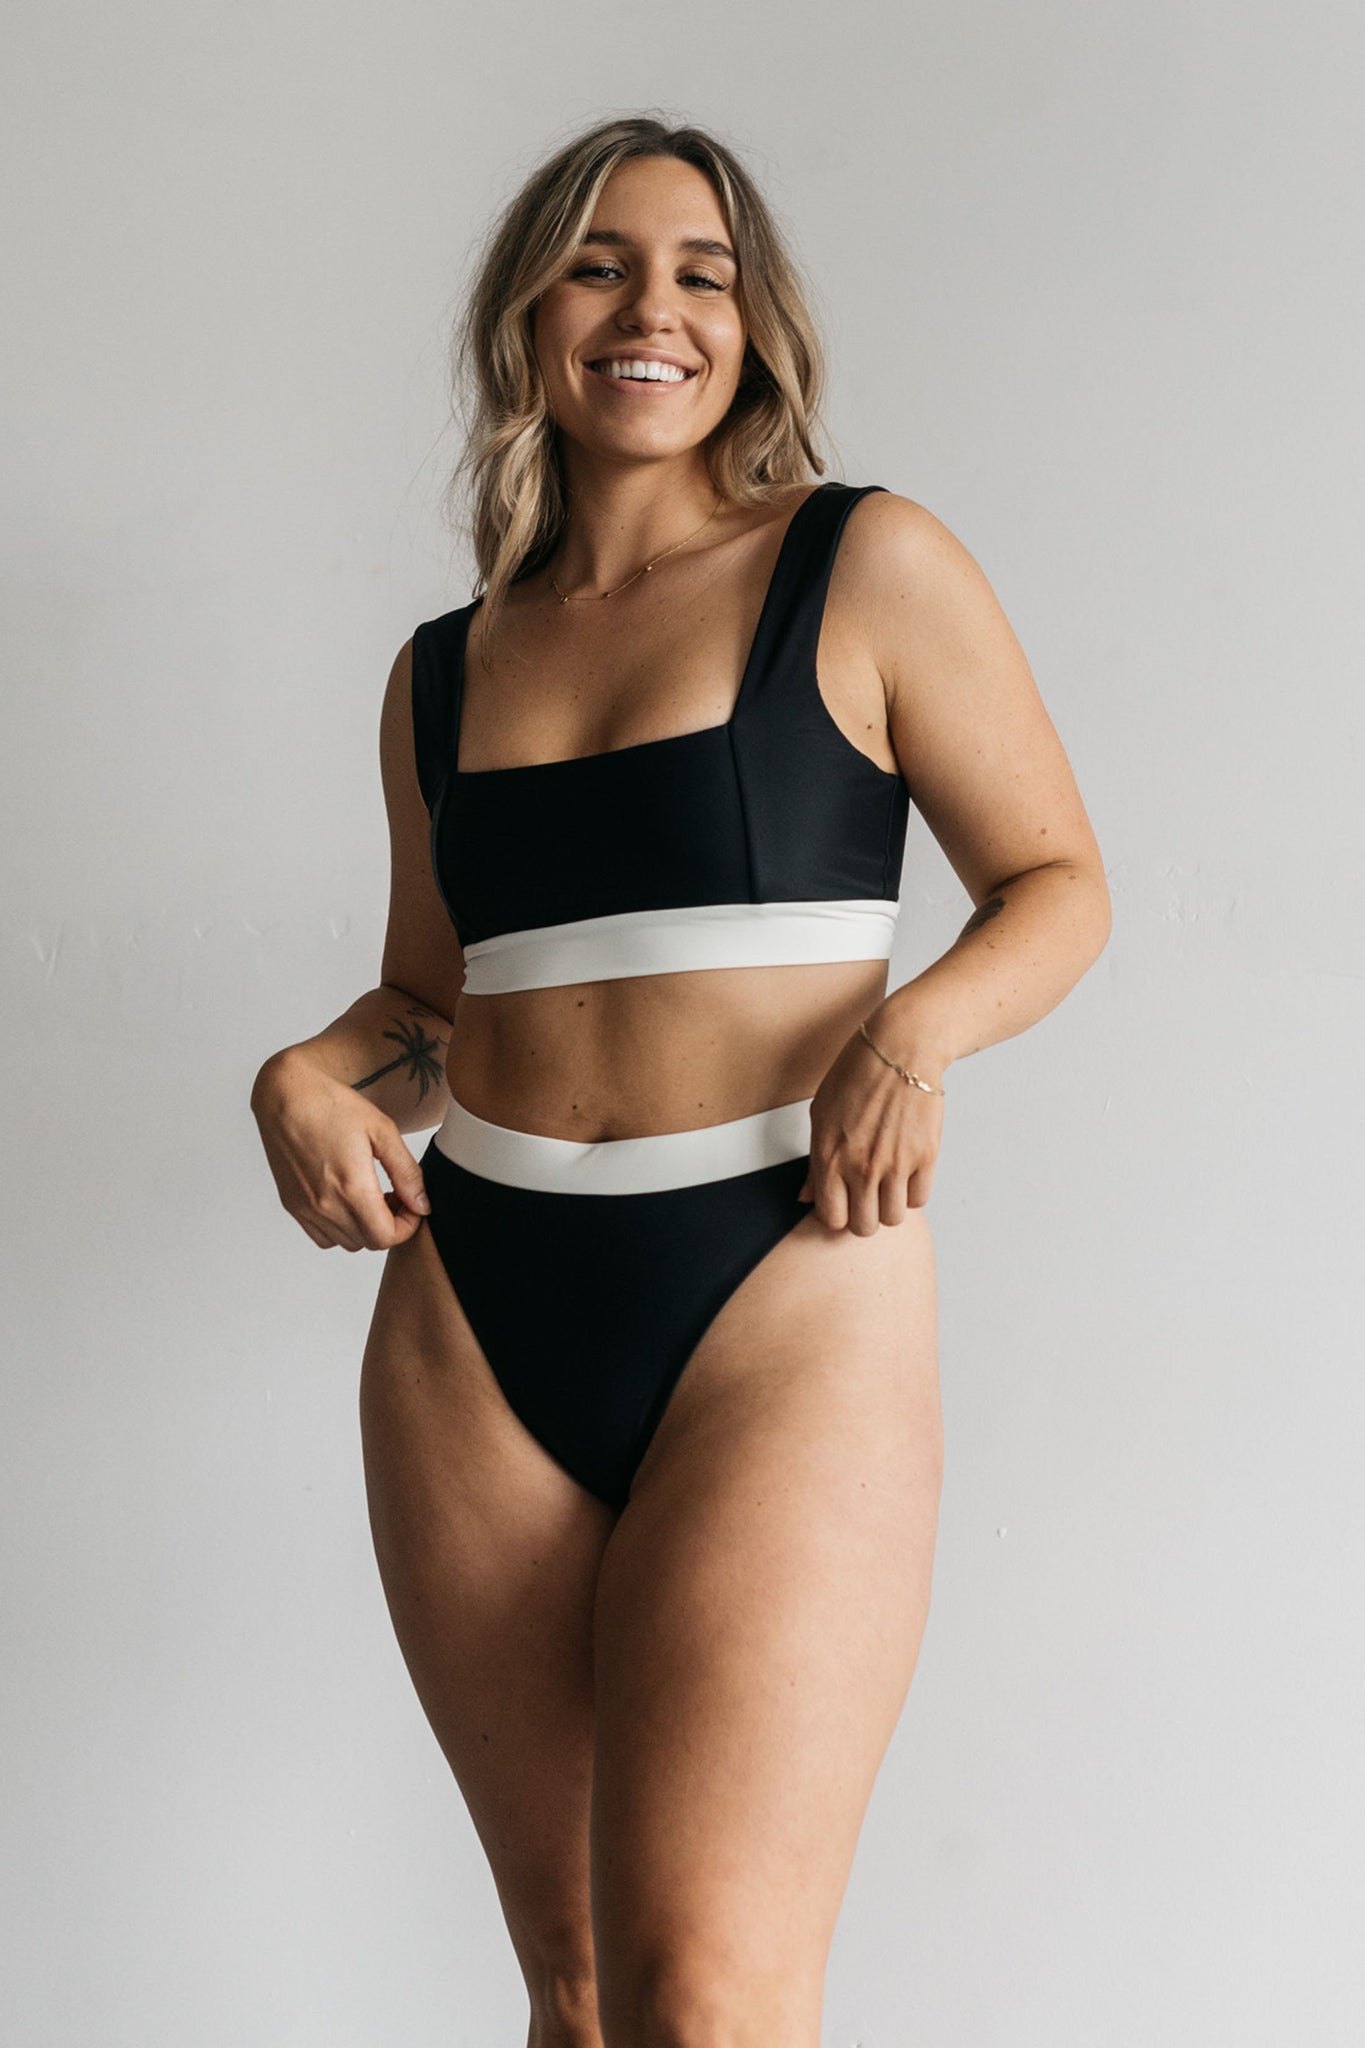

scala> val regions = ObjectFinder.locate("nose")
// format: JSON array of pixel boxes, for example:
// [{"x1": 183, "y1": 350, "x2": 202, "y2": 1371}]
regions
[{"x1": 614, "y1": 264, "x2": 679, "y2": 335}]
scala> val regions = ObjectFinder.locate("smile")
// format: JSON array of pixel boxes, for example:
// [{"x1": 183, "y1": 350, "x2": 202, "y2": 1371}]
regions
[{"x1": 584, "y1": 358, "x2": 698, "y2": 388}]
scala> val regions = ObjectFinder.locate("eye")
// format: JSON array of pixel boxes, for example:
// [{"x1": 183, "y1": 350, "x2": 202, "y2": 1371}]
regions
[{"x1": 569, "y1": 262, "x2": 729, "y2": 292}]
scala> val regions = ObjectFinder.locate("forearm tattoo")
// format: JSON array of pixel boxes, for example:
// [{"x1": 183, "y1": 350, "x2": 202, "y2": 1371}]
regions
[
  {"x1": 351, "y1": 1004, "x2": 448, "y2": 1103},
  {"x1": 960, "y1": 894, "x2": 1006, "y2": 939}
]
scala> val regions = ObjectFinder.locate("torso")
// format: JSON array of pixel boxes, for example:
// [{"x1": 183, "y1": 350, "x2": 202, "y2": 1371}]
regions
[{"x1": 437, "y1": 483, "x2": 902, "y2": 1141}]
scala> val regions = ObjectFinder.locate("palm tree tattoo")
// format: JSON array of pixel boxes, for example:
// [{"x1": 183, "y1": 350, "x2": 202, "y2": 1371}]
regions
[
  {"x1": 960, "y1": 895, "x2": 1006, "y2": 938},
  {"x1": 351, "y1": 1008, "x2": 446, "y2": 1103}
]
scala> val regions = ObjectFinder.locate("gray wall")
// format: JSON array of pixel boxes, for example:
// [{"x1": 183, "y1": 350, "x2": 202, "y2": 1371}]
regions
[{"x1": 4, "y1": 4, "x2": 1361, "y2": 2043}]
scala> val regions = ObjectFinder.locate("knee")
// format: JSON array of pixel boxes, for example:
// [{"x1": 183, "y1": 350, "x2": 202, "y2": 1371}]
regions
[
  {"x1": 600, "y1": 1945, "x2": 763, "y2": 2048},
  {"x1": 530, "y1": 1945, "x2": 602, "y2": 2048}
]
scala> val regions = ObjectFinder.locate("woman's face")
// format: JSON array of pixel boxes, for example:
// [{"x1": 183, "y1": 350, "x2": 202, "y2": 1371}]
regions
[{"x1": 532, "y1": 155, "x2": 748, "y2": 467}]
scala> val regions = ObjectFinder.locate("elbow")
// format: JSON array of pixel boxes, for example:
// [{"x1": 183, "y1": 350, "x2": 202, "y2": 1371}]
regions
[
  {"x1": 1040, "y1": 857, "x2": 1113, "y2": 963},
  {"x1": 1083, "y1": 867, "x2": 1114, "y2": 961}
]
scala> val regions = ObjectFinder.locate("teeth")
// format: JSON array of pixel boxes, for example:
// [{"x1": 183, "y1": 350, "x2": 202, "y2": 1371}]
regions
[{"x1": 591, "y1": 358, "x2": 690, "y2": 382}]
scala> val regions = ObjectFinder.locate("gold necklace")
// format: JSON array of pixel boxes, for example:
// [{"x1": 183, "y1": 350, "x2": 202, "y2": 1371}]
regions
[{"x1": 548, "y1": 492, "x2": 723, "y2": 603}]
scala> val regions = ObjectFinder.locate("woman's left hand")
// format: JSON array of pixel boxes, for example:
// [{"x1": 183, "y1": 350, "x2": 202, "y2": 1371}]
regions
[{"x1": 797, "y1": 1016, "x2": 947, "y2": 1233}]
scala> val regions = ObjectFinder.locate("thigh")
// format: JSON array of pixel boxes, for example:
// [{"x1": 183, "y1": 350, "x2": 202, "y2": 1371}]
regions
[
  {"x1": 359, "y1": 1218, "x2": 615, "y2": 2010},
  {"x1": 588, "y1": 1207, "x2": 942, "y2": 2032}
]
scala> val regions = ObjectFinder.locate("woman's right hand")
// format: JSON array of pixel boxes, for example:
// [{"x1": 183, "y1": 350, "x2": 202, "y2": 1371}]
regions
[{"x1": 250, "y1": 1050, "x2": 432, "y2": 1252}]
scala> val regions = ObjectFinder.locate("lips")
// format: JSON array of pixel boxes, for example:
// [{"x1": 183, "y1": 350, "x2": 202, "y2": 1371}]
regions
[{"x1": 584, "y1": 357, "x2": 699, "y2": 387}]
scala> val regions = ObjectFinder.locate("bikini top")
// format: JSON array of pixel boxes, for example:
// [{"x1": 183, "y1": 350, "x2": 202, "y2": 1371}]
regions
[{"x1": 410, "y1": 480, "x2": 911, "y2": 996}]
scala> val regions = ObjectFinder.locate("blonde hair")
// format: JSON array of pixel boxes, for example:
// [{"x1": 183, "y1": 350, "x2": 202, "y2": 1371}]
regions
[{"x1": 442, "y1": 113, "x2": 834, "y2": 649}]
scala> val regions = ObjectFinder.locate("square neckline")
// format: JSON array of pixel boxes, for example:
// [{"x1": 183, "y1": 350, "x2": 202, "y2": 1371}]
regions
[{"x1": 449, "y1": 480, "x2": 837, "y2": 780}]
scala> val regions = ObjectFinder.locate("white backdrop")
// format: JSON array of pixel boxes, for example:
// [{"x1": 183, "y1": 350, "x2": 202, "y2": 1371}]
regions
[{"x1": 4, "y1": 4, "x2": 1362, "y2": 2043}]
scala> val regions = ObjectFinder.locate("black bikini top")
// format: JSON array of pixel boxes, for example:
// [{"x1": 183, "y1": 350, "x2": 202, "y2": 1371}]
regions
[{"x1": 410, "y1": 480, "x2": 911, "y2": 995}]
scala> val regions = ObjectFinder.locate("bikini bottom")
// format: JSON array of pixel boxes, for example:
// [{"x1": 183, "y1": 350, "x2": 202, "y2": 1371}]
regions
[{"x1": 417, "y1": 1092, "x2": 816, "y2": 1512}]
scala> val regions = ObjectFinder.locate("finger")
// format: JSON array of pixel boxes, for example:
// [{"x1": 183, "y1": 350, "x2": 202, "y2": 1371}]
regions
[
  {"x1": 344, "y1": 1194, "x2": 399, "y2": 1251},
  {"x1": 319, "y1": 1212, "x2": 367, "y2": 1252},
  {"x1": 371, "y1": 1125, "x2": 430, "y2": 1219},
  {"x1": 382, "y1": 1207, "x2": 426, "y2": 1247},
  {"x1": 819, "y1": 1170, "x2": 850, "y2": 1234},
  {"x1": 332, "y1": 1155, "x2": 420, "y2": 1250},
  {"x1": 282, "y1": 1191, "x2": 350, "y2": 1250},
  {"x1": 309, "y1": 1173, "x2": 371, "y2": 1251},
  {"x1": 376, "y1": 1188, "x2": 428, "y2": 1245},
  {"x1": 878, "y1": 1171, "x2": 910, "y2": 1227},
  {"x1": 802, "y1": 1153, "x2": 833, "y2": 1226},
  {"x1": 346, "y1": 1181, "x2": 432, "y2": 1252},
  {"x1": 844, "y1": 1171, "x2": 882, "y2": 1238},
  {"x1": 310, "y1": 1217, "x2": 361, "y2": 1250}
]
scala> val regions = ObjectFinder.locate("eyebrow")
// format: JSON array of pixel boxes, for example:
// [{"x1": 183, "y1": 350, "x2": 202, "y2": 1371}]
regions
[{"x1": 579, "y1": 227, "x2": 738, "y2": 264}]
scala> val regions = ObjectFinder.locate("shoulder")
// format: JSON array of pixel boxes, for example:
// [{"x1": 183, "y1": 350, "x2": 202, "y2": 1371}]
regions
[
  {"x1": 838, "y1": 486, "x2": 976, "y2": 589},
  {"x1": 412, "y1": 598, "x2": 480, "y2": 647},
  {"x1": 407, "y1": 599, "x2": 483, "y2": 688},
  {"x1": 835, "y1": 487, "x2": 1013, "y2": 689}
]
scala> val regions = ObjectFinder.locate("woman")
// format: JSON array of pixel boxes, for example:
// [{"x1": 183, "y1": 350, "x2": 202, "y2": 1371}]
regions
[{"x1": 251, "y1": 115, "x2": 1110, "y2": 2048}]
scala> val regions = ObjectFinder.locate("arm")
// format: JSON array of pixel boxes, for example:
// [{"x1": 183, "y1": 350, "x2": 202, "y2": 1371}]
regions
[
  {"x1": 250, "y1": 638, "x2": 467, "y2": 1249},
  {"x1": 800, "y1": 494, "x2": 1111, "y2": 1232},
  {"x1": 256, "y1": 983, "x2": 452, "y2": 1135},
  {"x1": 866, "y1": 496, "x2": 1111, "y2": 1071}
]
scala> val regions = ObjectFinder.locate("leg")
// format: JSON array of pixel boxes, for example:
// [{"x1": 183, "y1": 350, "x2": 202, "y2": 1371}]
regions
[
  {"x1": 589, "y1": 1205, "x2": 943, "y2": 2048},
  {"x1": 359, "y1": 1216, "x2": 615, "y2": 2048}
]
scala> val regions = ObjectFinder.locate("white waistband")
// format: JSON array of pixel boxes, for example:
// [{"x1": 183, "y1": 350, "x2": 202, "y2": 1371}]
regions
[
  {"x1": 432, "y1": 1093, "x2": 815, "y2": 1194},
  {"x1": 460, "y1": 898, "x2": 898, "y2": 995}
]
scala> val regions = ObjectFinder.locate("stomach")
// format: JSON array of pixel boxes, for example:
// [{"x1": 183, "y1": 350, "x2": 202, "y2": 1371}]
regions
[{"x1": 444, "y1": 960, "x2": 893, "y2": 1140}]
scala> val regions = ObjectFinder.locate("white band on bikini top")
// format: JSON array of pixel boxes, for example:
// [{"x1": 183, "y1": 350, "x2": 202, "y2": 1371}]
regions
[
  {"x1": 433, "y1": 1092, "x2": 815, "y2": 1195},
  {"x1": 460, "y1": 897, "x2": 898, "y2": 996}
]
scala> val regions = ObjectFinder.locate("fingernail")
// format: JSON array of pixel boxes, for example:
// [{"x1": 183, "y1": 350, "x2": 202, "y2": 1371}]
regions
[{"x1": 415, "y1": 1190, "x2": 430, "y2": 1212}]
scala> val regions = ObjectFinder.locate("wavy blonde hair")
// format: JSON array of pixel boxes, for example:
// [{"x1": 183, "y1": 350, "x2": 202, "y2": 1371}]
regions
[{"x1": 442, "y1": 113, "x2": 835, "y2": 649}]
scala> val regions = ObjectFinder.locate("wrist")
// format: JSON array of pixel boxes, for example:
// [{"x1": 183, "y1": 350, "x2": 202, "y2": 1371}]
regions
[
  {"x1": 861, "y1": 999, "x2": 953, "y2": 1090},
  {"x1": 250, "y1": 1043, "x2": 336, "y2": 1113}
]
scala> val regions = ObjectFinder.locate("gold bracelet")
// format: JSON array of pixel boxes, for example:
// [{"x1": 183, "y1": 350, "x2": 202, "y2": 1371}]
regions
[{"x1": 859, "y1": 1018, "x2": 946, "y2": 1096}]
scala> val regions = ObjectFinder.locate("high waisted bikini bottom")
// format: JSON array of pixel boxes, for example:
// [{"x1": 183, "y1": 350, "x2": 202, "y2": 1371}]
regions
[{"x1": 418, "y1": 1093, "x2": 816, "y2": 1512}]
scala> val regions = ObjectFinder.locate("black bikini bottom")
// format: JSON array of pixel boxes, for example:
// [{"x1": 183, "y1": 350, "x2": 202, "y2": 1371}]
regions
[{"x1": 418, "y1": 1092, "x2": 816, "y2": 1512}]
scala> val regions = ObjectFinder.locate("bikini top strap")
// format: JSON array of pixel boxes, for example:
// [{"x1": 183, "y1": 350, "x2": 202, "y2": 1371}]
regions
[
  {"x1": 410, "y1": 605, "x2": 475, "y2": 812},
  {"x1": 737, "y1": 481, "x2": 887, "y2": 712}
]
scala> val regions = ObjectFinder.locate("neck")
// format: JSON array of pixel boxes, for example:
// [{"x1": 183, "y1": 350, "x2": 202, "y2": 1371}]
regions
[{"x1": 549, "y1": 456, "x2": 722, "y2": 595}]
